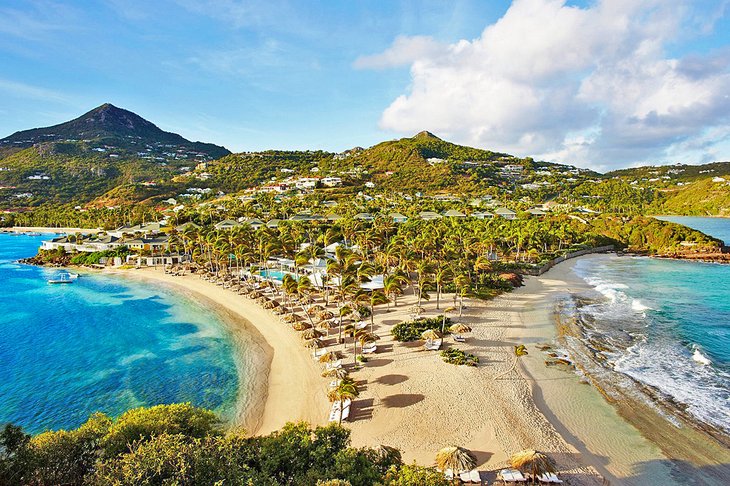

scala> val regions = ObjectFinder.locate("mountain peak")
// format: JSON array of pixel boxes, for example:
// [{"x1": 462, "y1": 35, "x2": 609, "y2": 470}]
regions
[
  {"x1": 0, "y1": 104, "x2": 230, "y2": 158},
  {"x1": 413, "y1": 131, "x2": 441, "y2": 141}
]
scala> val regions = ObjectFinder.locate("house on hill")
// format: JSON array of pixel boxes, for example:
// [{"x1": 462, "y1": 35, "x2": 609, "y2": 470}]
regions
[
  {"x1": 494, "y1": 207, "x2": 517, "y2": 220},
  {"x1": 389, "y1": 212, "x2": 408, "y2": 223},
  {"x1": 443, "y1": 209, "x2": 466, "y2": 218},
  {"x1": 215, "y1": 219, "x2": 241, "y2": 230},
  {"x1": 419, "y1": 211, "x2": 442, "y2": 220}
]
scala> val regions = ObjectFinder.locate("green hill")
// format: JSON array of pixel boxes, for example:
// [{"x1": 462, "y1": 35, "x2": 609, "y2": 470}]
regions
[
  {"x1": 0, "y1": 104, "x2": 230, "y2": 208},
  {"x1": 0, "y1": 103, "x2": 229, "y2": 158}
]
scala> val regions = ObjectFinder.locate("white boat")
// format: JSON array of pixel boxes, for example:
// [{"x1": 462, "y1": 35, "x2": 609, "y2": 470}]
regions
[{"x1": 47, "y1": 272, "x2": 74, "y2": 284}]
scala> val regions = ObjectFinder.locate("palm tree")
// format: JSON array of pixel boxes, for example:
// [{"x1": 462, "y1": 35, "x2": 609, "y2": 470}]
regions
[
  {"x1": 382, "y1": 272, "x2": 408, "y2": 309},
  {"x1": 328, "y1": 380, "x2": 359, "y2": 425},
  {"x1": 495, "y1": 344, "x2": 529, "y2": 380},
  {"x1": 432, "y1": 263, "x2": 452, "y2": 310}
]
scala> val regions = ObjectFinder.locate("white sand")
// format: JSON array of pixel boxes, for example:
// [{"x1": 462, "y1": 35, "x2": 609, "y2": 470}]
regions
[{"x1": 105, "y1": 258, "x2": 728, "y2": 485}]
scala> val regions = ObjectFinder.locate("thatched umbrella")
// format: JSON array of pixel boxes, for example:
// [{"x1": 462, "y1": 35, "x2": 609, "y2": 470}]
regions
[
  {"x1": 318, "y1": 310, "x2": 335, "y2": 321},
  {"x1": 308, "y1": 304, "x2": 325, "y2": 315},
  {"x1": 256, "y1": 296, "x2": 269, "y2": 305},
  {"x1": 322, "y1": 367, "x2": 348, "y2": 379},
  {"x1": 282, "y1": 313, "x2": 300, "y2": 323},
  {"x1": 301, "y1": 328, "x2": 325, "y2": 340},
  {"x1": 372, "y1": 445, "x2": 402, "y2": 466},
  {"x1": 303, "y1": 338, "x2": 323, "y2": 349},
  {"x1": 317, "y1": 319, "x2": 333, "y2": 331},
  {"x1": 509, "y1": 450, "x2": 556, "y2": 483},
  {"x1": 421, "y1": 329, "x2": 442, "y2": 341},
  {"x1": 435, "y1": 446, "x2": 477, "y2": 473},
  {"x1": 318, "y1": 350, "x2": 341, "y2": 363},
  {"x1": 263, "y1": 300, "x2": 279, "y2": 309},
  {"x1": 292, "y1": 321, "x2": 312, "y2": 331},
  {"x1": 449, "y1": 323, "x2": 471, "y2": 333}
]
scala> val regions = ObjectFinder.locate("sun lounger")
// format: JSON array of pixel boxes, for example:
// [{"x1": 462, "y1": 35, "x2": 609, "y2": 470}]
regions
[
  {"x1": 470, "y1": 470, "x2": 481, "y2": 483},
  {"x1": 361, "y1": 343, "x2": 377, "y2": 354},
  {"x1": 325, "y1": 359, "x2": 342, "y2": 370},
  {"x1": 443, "y1": 469, "x2": 454, "y2": 481},
  {"x1": 453, "y1": 334, "x2": 466, "y2": 343},
  {"x1": 424, "y1": 338, "x2": 442, "y2": 351},
  {"x1": 537, "y1": 473, "x2": 563, "y2": 484},
  {"x1": 459, "y1": 471, "x2": 471, "y2": 483},
  {"x1": 355, "y1": 320, "x2": 367, "y2": 330},
  {"x1": 498, "y1": 469, "x2": 526, "y2": 483},
  {"x1": 328, "y1": 399, "x2": 352, "y2": 422}
]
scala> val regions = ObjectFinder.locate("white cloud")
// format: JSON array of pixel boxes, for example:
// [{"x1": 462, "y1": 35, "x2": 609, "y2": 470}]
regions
[
  {"x1": 354, "y1": 36, "x2": 448, "y2": 70},
  {"x1": 363, "y1": 0, "x2": 730, "y2": 169}
]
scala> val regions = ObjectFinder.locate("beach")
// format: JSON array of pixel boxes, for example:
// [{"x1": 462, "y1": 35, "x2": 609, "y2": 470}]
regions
[{"x1": 109, "y1": 257, "x2": 730, "y2": 485}]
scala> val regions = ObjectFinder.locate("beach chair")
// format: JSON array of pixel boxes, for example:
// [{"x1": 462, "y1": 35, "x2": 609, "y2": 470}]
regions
[
  {"x1": 355, "y1": 320, "x2": 367, "y2": 330},
  {"x1": 361, "y1": 343, "x2": 377, "y2": 354},
  {"x1": 470, "y1": 469, "x2": 481, "y2": 483},
  {"x1": 424, "y1": 338, "x2": 442, "y2": 351},
  {"x1": 443, "y1": 469, "x2": 454, "y2": 481},
  {"x1": 538, "y1": 473, "x2": 563, "y2": 484},
  {"x1": 453, "y1": 334, "x2": 466, "y2": 343},
  {"x1": 325, "y1": 359, "x2": 342, "y2": 371},
  {"x1": 459, "y1": 471, "x2": 472, "y2": 483},
  {"x1": 498, "y1": 469, "x2": 526, "y2": 483}
]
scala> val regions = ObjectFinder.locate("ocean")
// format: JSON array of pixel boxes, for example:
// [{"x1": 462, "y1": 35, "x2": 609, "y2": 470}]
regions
[
  {"x1": 0, "y1": 233, "x2": 241, "y2": 433},
  {"x1": 571, "y1": 217, "x2": 730, "y2": 434}
]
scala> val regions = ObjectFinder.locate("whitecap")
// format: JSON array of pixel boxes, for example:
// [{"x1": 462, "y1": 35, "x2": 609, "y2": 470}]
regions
[{"x1": 692, "y1": 348, "x2": 712, "y2": 366}]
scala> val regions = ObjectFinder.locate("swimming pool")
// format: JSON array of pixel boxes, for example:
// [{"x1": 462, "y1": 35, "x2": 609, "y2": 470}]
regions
[{"x1": 259, "y1": 269, "x2": 295, "y2": 282}]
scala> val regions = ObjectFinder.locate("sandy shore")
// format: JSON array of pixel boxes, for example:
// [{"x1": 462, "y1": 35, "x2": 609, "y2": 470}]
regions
[
  {"x1": 107, "y1": 267, "x2": 330, "y2": 435},
  {"x1": 101, "y1": 259, "x2": 729, "y2": 485}
]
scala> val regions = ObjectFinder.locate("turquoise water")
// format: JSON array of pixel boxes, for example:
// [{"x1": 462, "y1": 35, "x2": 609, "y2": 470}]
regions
[
  {"x1": 573, "y1": 217, "x2": 730, "y2": 433},
  {"x1": 0, "y1": 233, "x2": 240, "y2": 433},
  {"x1": 259, "y1": 269, "x2": 291, "y2": 281},
  {"x1": 655, "y1": 216, "x2": 730, "y2": 246}
]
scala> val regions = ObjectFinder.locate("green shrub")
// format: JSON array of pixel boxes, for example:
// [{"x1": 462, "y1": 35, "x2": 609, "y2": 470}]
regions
[
  {"x1": 440, "y1": 348, "x2": 479, "y2": 367},
  {"x1": 391, "y1": 316, "x2": 450, "y2": 342}
]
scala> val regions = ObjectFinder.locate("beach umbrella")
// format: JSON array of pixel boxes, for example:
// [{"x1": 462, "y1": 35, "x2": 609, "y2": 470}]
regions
[
  {"x1": 372, "y1": 445, "x2": 402, "y2": 466},
  {"x1": 435, "y1": 446, "x2": 477, "y2": 473},
  {"x1": 317, "y1": 320, "x2": 333, "y2": 331},
  {"x1": 301, "y1": 328, "x2": 324, "y2": 340},
  {"x1": 263, "y1": 300, "x2": 279, "y2": 309},
  {"x1": 319, "y1": 351, "x2": 341, "y2": 363},
  {"x1": 509, "y1": 450, "x2": 556, "y2": 484},
  {"x1": 449, "y1": 323, "x2": 472, "y2": 334},
  {"x1": 421, "y1": 329, "x2": 442, "y2": 340},
  {"x1": 322, "y1": 367, "x2": 349, "y2": 378},
  {"x1": 256, "y1": 296, "x2": 268, "y2": 305},
  {"x1": 292, "y1": 321, "x2": 312, "y2": 331},
  {"x1": 308, "y1": 304, "x2": 325, "y2": 315},
  {"x1": 303, "y1": 338, "x2": 323, "y2": 349},
  {"x1": 282, "y1": 314, "x2": 300, "y2": 323},
  {"x1": 318, "y1": 310, "x2": 335, "y2": 321}
]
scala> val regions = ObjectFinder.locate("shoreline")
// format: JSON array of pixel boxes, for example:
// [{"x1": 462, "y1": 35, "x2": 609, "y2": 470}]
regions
[
  {"x1": 31, "y1": 254, "x2": 728, "y2": 485},
  {"x1": 105, "y1": 266, "x2": 329, "y2": 435},
  {"x1": 2, "y1": 226, "x2": 99, "y2": 234},
  {"x1": 519, "y1": 257, "x2": 730, "y2": 485}
]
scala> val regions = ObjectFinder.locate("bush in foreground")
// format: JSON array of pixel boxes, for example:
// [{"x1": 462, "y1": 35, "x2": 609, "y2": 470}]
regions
[{"x1": 0, "y1": 403, "x2": 446, "y2": 485}]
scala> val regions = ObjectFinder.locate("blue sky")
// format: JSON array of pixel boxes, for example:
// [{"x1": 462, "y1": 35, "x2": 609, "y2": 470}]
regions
[{"x1": 1, "y1": 0, "x2": 729, "y2": 170}]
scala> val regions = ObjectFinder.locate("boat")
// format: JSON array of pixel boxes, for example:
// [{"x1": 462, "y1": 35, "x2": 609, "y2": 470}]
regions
[
  {"x1": 25, "y1": 232, "x2": 42, "y2": 236},
  {"x1": 47, "y1": 272, "x2": 74, "y2": 284},
  {"x1": 67, "y1": 273, "x2": 80, "y2": 279}
]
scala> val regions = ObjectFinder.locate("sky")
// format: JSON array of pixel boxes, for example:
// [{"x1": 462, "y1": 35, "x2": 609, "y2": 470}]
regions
[{"x1": 1, "y1": 0, "x2": 729, "y2": 171}]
